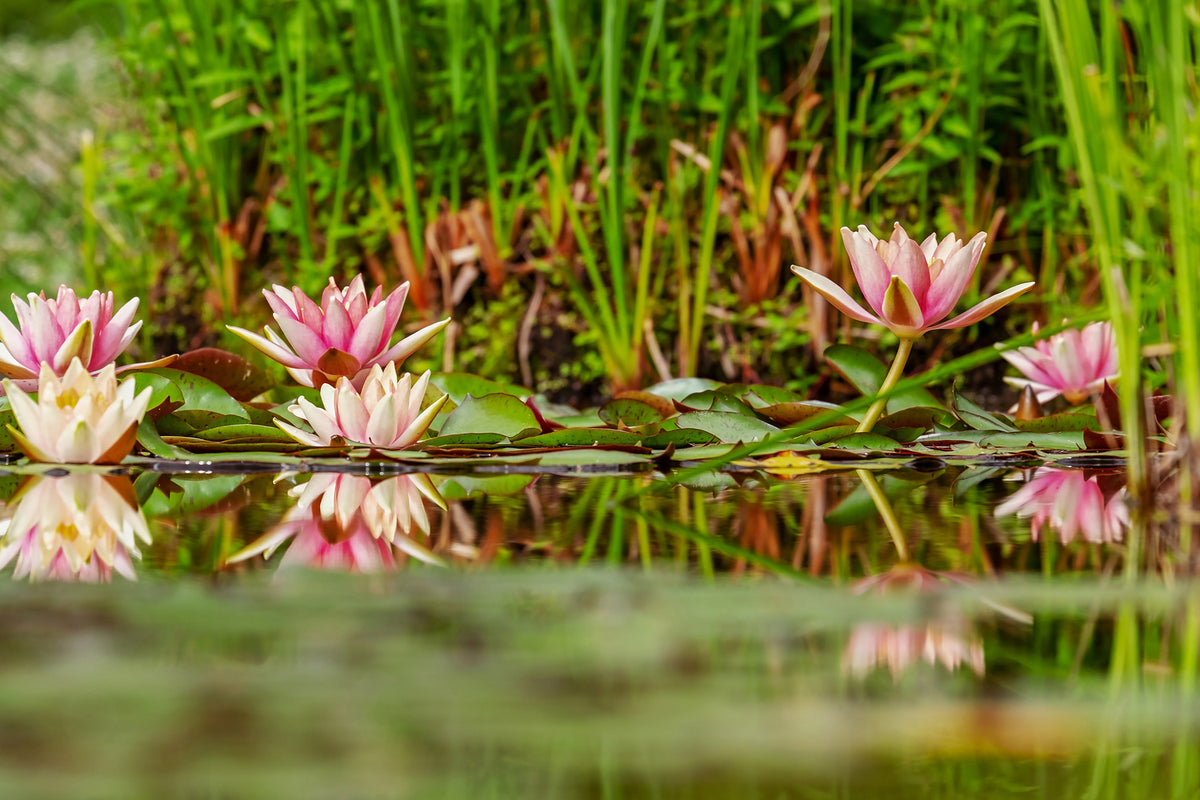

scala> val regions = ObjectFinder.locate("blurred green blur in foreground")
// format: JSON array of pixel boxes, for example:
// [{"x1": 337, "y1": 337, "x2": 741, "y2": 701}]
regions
[{"x1": 0, "y1": 570, "x2": 1195, "y2": 799}]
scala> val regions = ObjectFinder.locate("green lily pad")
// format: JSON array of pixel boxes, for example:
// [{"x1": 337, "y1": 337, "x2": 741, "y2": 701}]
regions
[
  {"x1": 677, "y1": 411, "x2": 780, "y2": 443},
  {"x1": 432, "y1": 373, "x2": 528, "y2": 405},
  {"x1": 952, "y1": 393, "x2": 1018, "y2": 432},
  {"x1": 1014, "y1": 412, "x2": 1098, "y2": 433},
  {"x1": 142, "y1": 367, "x2": 249, "y2": 427},
  {"x1": 419, "y1": 433, "x2": 508, "y2": 448},
  {"x1": 644, "y1": 377, "x2": 723, "y2": 401},
  {"x1": 639, "y1": 428, "x2": 719, "y2": 448},
  {"x1": 129, "y1": 372, "x2": 185, "y2": 418},
  {"x1": 191, "y1": 424, "x2": 297, "y2": 443},
  {"x1": 598, "y1": 397, "x2": 667, "y2": 427},
  {"x1": 514, "y1": 428, "x2": 648, "y2": 447},
  {"x1": 438, "y1": 393, "x2": 541, "y2": 439}
]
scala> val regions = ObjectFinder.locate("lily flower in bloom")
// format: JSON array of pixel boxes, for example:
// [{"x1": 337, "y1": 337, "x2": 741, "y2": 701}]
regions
[
  {"x1": 228, "y1": 276, "x2": 450, "y2": 389},
  {"x1": 227, "y1": 474, "x2": 446, "y2": 572},
  {"x1": 996, "y1": 467, "x2": 1127, "y2": 545},
  {"x1": 842, "y1": 564, "x2": 986, "y2": 680},
  {"x1": 3, "y1": 359, "x2": 152, "y2": 464},
  {"x1": 1001, "y1": 321, "x2": 1118, "y2": 404},
  {"x1": 0, "y1": 286, "x2": 141, "y2": 381},
  {"x1": 0, "y1": 474, "x2": 149, "y2": 582},
  {"x1": 792, "y1": 222, "x2": 1034, "y2": 339},
  {"x1": 276, "y1": 363, "x2": 446, "y2": 450}
]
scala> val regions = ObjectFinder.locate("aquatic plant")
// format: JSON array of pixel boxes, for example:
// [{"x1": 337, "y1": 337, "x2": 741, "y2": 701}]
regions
[
  {"x1": 0, "y1": 474, "x2": 149, "y2": 581},
  {"x1": 997, "y1": 467, "x2": 1127, "y2": 544},
  {"x1": 228, "y1": 473, "x2": 446, "y2": 570},
  {"x1": 228, "y1": 276, "x2": 450, "y2": 390},
  {"x1": 3, "y1": 359, "x2": 151, "y2": 464},
  {"x1": 1001, "y1": 321, "x2": 1118, "y2": 404},
  {"x1": 275, "y1": 364, "x2": 446, "y2": 449},
  {"x1": 793, "y1": 222, "x2": 1035, "y2": 432},
  {"x1": 0, "y1": 286, "x2": 141, "y2": 382}
]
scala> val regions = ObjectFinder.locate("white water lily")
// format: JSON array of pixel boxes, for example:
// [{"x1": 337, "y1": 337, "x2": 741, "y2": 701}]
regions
[
  {"x1": 276, "y1": 363, "x2": 446, "y2": 450},
  {"x1": 3, "y1": 359, "x2": 152, "y2": 463},
  {"x1": 0, "y1": 474, "x2": 149, "y2": 582}
]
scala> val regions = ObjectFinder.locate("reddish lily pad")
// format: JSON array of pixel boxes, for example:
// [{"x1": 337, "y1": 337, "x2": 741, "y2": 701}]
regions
[
  {"x1": 174, "y1": 348, "x2": 274, "y2": 402},
  {"x1": 757, "y1": 401, "x2": 856, "y2": 428}
]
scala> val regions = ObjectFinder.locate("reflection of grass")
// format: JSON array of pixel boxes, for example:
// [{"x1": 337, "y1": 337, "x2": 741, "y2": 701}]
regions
[{"x1": 0, "y1": 572, "x2": 1193, "y2": 796}]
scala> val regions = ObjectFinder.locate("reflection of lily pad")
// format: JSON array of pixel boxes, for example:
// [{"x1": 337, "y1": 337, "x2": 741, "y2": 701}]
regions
[
  {"x1": 439, "y1": 394, "x2": 541, "y2": 439},
  {"x1": 437, "y1": 474, "x2": 535, "y2": 499}
]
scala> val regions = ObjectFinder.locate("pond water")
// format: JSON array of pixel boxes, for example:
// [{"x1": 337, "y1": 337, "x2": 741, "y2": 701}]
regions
[{"x1": 0, "y1": 460, "x2": 1195, "y2": 798}]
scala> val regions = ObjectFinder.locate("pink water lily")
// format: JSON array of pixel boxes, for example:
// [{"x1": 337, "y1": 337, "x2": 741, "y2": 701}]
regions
[
  {"x1": 0, "y1": 286, "x2": 141, "y2": 381},
  {"x1": 276, "y1": 363, "x2": 446, "y2": 450},
  {"x1": 228, "y1": 275, "x2": 450, "y2": 389},
  {"x1": 792, "y1": 222, "x2": 1035, "y2": 339},
  {"x1": 1001, "y1": 321, "x2": 1118, "y2": 404}
]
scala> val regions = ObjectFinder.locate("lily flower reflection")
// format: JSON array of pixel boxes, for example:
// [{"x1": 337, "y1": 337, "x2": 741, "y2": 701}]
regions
[
  {"x1": 0, "y1": 474, "x2": 149, "y2": 581},
  {"x1": 227, "y1": 474, "x2": 446, "y2": 573},
  {"x1": 996, "y1": 467, "x2": 1127, "y2": 544},
  {"x1": 843, "y1": 565, "x2": 985, "y2": 681}
]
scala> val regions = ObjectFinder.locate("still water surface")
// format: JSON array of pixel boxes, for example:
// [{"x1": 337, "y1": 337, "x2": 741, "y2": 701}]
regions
[{"x1": 0, "y1": 461, "x2": 1194, "y2": 798}]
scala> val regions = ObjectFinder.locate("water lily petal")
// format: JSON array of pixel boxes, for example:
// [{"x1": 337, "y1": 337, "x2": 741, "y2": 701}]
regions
[
  {"x1": 841, "y1": 227, "x2": 891, "y2": 315},
  {"x1": 790, "y1": 267, "x2": 883, "y2": 326},
  {"x1": 881, "y1": 276, "x2": 925, "y2": 336},
  {"x1": 929, "y1": 281, "x2": 1035, "y2": 331}
]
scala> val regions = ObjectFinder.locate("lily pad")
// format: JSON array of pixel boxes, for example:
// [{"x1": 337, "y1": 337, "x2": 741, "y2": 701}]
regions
[
  {"x1": 639, "y1": 428, "x2": 719, "y2": 448},
  {"x1": 514, "y1": 428, "x2": 648, "y2": 447},
  {"x1": 644, "y1": 377, "x2": 723, "y2": 401},
  {"x1": 419, "y1": 433, "x2": 507, "y2": 448},
  {"x1": 174, "y1": 348, "x2": 274, "y2": 402},
  {"x1": 598, "y1": 396, "x2": 667, "y2": 427},
  {"x1": 433, "y1": 373, "x2": 528, "y2": 405},
  {"x1": 952, "y1": 393, "x2": 1018, "y2": 432},
  {"x1": 676, "y1": 411, "x2": 780, "y2": 443},
  {"x1": 142, "y1": 367, "x2": 249, "y2": 427},
  {"x1": 438, "y1": 393, "x2": 541, "y2": 439},
  {"x1": 758, "y1": 401, "x2": 856, "y2": 428}
]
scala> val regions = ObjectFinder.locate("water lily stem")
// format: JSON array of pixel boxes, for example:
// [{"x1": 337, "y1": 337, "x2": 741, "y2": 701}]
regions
[
  {"x1": 857, "y1": 468, "x2": 910, "y2": 562},
  {"x1": 856, "y1": 338, "x2": 914, "y2": 434}
]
